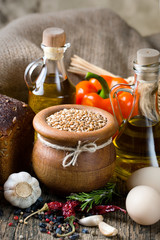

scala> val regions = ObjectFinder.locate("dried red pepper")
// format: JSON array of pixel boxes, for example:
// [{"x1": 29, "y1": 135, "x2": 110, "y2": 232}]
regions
[
  {"x1": 90, "y1": 205, "x2": 126, "y2": 215},
  {"x1": 24, "y1": 201, "x2": 64, "y2": 224},
  {"x1": 24, "y1": 200, "x2": 126, "y2": 224},
  {"x1": 62, "y1": 200, "x2": 80, "y2": 218},
  {"x1": 47, "y1": 201, "x2": 64, "y2": 211}
]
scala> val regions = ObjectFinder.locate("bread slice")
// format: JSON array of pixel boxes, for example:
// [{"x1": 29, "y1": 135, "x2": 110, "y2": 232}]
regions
[{"x1": 0, "y1": 94, "x2": 35, "y2": 185}]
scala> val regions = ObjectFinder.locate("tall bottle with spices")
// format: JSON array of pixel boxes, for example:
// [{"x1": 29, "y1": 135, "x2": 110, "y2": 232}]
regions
[
  {"x1": 110, "y1": 48, "x2": 160, "y2": 180},
  {"x1": 24, "y1": 27, "x2": 76, "y2": 113}
]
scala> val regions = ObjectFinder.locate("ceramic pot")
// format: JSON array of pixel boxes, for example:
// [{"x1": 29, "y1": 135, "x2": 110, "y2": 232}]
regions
[{"x1": 32, "y1": 104, "x2": 118, "y2": 195}]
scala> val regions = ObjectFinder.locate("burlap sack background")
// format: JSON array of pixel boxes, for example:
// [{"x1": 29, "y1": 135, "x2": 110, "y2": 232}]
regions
[{"x1": 0, "y1": 8, "x2": 159, "y2": 102}]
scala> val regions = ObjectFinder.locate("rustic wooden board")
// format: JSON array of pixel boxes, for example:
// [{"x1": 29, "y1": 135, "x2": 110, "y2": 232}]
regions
[{"x1": 0, "y1": 188, "x2": 159, "y2": 240}]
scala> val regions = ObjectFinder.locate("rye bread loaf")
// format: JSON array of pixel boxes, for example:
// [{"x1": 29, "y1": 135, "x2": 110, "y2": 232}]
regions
[{"x1": 0, "y1": 94, "x2": 35, "y2": 185}]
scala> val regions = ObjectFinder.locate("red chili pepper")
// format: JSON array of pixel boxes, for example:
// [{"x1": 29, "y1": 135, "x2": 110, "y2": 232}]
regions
[
  {"x1": 47, "y1": 201, "x2": 64, "y2": 211},
  {"x1": 48, "y1": 200, "x2": 80, "y2": 218},
  {"x1": 90, "y1": 205, "x2": 126, "y2": 215},
  {"x1": 62, "y1": 200, "x2": 80, "y2": 218}
]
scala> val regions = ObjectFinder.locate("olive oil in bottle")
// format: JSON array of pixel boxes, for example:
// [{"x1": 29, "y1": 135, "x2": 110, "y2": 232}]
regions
[
  {"x1": 110, "y1": 48, "x2": 160, "y2": 180},
  {"x1": 113, "y1": 116, "x2": 160, "y2": 180},
  {"x1": 28, "y1": 74, "x2": 75, "y2": 114},
  {"x1": 25, "y1": 28, "x2": 76, "y2": 114}
]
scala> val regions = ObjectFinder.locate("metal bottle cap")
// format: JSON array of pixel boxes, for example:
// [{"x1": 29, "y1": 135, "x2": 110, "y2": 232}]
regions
[
  {"x1": 137, "y1": 48, "x2": 160, "y2": 65},
  {"x1": 42, "y1": 27, "x2": 66, "y2": 47}
]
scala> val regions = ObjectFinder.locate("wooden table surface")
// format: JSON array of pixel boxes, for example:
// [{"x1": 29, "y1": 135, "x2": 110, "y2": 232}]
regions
[{"x1": 0, "y1": 184, "x2": 160, "y2": 240}]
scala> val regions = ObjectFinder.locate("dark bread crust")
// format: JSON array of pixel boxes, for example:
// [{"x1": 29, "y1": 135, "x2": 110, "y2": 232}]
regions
[{"x1": 0, "y1": 94, "x2": 35, "y2": 185}]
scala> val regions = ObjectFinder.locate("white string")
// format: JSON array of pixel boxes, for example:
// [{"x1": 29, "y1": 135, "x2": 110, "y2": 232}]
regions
[
  {"x1": 37, "y1": 133, "x2": 112, "y2": 168},
  {"x1": 42, "y1": 43, "x2": 70, "y2": 60}
]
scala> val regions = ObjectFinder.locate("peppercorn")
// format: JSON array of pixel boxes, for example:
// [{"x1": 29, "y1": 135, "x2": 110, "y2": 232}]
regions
[
  {"x1": 82, "y1": 228, "x2": 89, "y2": 234},
  {"x1": 8, "y1": 222, "x2": 13, "y2": 226},
  {"x1": 23, "y1": 213, "x2": 30, "y2": 219},
  {"x1": 69, "y1": 233, "x2": 79, "y2": 239},
  {"x1": 55, "y1": 227, "x2": 62, "y2": 235},
  {"x1": 53, "y1": 225, "x2": 58, "y2": 230},
  {"x1": 45, "y1": 218, "x2": 50, "y2": 223},
  {"x1": 61, "y1": 226, "x2": 65, "y2": 232},
  {"x1": 38, "y1": 215, "x2": 43, "y2": 220},
  {"x1": 39, "y1": 222, "x2": 47, "y2": 228},
  {"x1": 14, "y1": 209, "x2": 22, "y2": 215},
  {"x1": 49, "y1": 221, "x2": 54, "y2": 225},
  {"x1": 40, "y1": 228, "x2": 47, "y2": 233},
  {"x1": 46, "y1": 225, "x2": 49, "y2": 230},
  {"x1": 48, "y1": 225, "x2": 53, "y2": 232},
  {"x1": 25, "y1": 207, "x2": 32, "y2": 213}
]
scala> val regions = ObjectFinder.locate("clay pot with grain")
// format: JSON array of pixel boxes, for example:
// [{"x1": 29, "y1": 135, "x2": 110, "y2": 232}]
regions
[{"x1": 32, "y1": 104, "x2": 118, "y2": 195}]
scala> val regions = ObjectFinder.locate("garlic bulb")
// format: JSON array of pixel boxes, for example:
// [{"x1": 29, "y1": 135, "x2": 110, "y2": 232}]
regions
[{"x1": 4, "y1": 172, "x2": 41, "y2": 208}]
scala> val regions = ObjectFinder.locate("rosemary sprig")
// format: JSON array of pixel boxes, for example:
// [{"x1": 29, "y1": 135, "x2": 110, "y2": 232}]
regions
[{"x1": 67, "y1": 182, "x2": 118, "y2": 212}]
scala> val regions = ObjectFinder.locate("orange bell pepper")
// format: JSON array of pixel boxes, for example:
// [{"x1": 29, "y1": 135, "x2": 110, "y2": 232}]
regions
[
  {"x1": 89, "y1": 75, "x2": 127, "y2": 92},
  {"x1": 76, "y1": 73, "x2": 135, "y2": 124}
]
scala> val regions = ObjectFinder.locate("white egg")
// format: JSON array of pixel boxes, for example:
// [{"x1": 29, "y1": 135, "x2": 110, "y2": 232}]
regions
[
  {"x1": 127, "y1": 167, "x2": 160, "y2": 193},
  {"x1": 126, "y1": 185, "x2": 160, "y2": 225}
]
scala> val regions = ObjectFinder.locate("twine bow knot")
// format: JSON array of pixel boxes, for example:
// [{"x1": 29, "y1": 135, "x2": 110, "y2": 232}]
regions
[{"x1": 63, "y1": 141, "x2": 99, "y2": 167}]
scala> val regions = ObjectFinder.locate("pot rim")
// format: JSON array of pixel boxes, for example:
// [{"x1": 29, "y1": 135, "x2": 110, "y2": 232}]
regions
[{"x1": 33, "y1": 104, "x2": 118, "y2": 144}]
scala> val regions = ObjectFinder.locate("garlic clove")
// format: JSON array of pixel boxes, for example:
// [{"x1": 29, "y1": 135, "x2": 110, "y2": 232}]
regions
[
  {"x1": 31, "y1": 177, "x2": 41, "y2": 187},
  {"x1": 98, "y1": 221, "x2": 118, "y2": 237},
  {"x1": 15, "y1": 171, "x2": 31, "y2": 182},
  {"x1": 79, "y1": 215, "x2": 103, "y2": 226},
  {"x1": 3, "y1": 180, "x2": 17, "y2": 190},
  {"x1": 8, "y1": 196, "x2": 21, "y2": 207},
  {"x1": 4, "y1": 174, "x2": 18, "y2": 187}
]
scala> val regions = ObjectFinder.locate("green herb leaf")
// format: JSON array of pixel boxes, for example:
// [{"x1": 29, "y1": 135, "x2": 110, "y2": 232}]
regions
[{"x1": 67, "y1": 182, "x2": 119, "y2": 212}]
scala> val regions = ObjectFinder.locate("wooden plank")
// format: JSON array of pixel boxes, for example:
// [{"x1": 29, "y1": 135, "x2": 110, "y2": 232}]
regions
[{"x1": 0, "y1": 189, "x2": 160, "y2": 240}]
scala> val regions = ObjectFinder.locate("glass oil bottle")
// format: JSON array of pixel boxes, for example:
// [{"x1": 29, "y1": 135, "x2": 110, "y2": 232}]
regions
[
  {"x1": 110, "y1": 48, "x2": 160, "y2": 181},
  {"x1": 24, "y1": 28, "x2": 76, "y2": 114}
]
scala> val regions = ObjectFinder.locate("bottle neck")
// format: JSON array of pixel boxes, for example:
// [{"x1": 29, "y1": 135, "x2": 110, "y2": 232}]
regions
[
  {"x1": 133, "y1": 62, "x2": 160, "y2": 83},
  {"x1": 43, "y1": 46, "x2": 64, "y2": 60},
  {"x1": 133, "y1": 62, "x2": 160, "y2": 122},
  {"x1": 44, "y1": 57, "x2": 67, "y2": 79},
  {"x1": 41, "y1": 44, "x2": 70, "y2": 79},
  {"x1": 41, "y1": 43, "x2": 70, "y2": 60}
]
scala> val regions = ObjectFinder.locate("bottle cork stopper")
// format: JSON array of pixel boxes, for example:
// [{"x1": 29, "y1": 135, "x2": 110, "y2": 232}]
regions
[
  {"x1": 42, "y1": 27, "x2": 66, "y2": 47},
  {"x1": 137, "y1": 48, "x2": 160, "y2": 65}
]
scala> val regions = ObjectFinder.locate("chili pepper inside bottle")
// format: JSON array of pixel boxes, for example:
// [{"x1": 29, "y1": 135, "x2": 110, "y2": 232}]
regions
[
  {"x1": 110, "y1": 48, "x2": 160, "y2": 181},
  {"x1": 24, "y1": 27, "x2": 76, "y2": 113}
]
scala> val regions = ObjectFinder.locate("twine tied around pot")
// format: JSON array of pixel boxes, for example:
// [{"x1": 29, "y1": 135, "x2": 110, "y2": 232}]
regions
[{"x1": 37, "y1": 133, "x2": 112, "y2": 167}]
